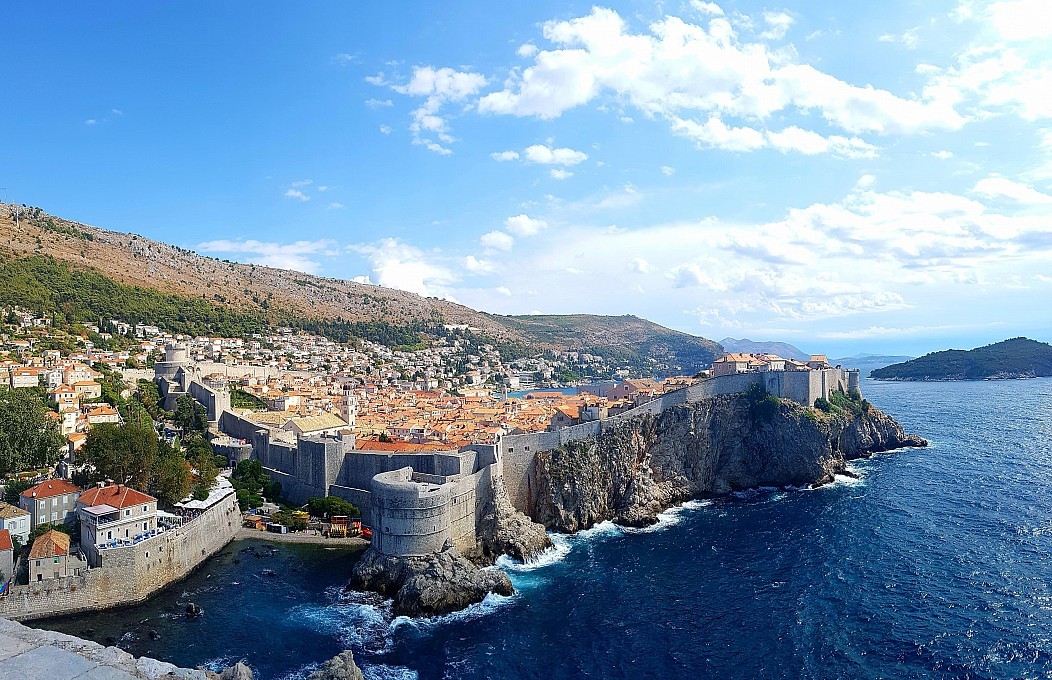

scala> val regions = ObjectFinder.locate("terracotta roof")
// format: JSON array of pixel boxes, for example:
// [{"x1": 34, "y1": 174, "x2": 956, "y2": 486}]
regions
[
  {"x1": 29, "y1": 529, "x2": 69, "y2": 559},
  {"x1": 0, "y1": 501, "x2": 30, "y2": 519},
  {"x1": 0, "y1": 528, "x2": 12, "y2": 552},
  {"x1": 21, "y1": 479, "x2": 81, "y2": 500},
  {"x1": 78, "y1": 484, "x2": 156, "y2": 509}
]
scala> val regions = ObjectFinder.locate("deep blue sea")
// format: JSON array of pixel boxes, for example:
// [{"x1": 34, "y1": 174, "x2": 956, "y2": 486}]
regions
[{"x1": 37, "y1": 378, "x2": 1052, "y2": 679}]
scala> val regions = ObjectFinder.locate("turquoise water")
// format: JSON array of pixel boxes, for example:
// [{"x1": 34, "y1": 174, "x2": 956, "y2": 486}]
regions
[{"x1": 37, "y1": 378, "x2": 1052, "y2": 679}]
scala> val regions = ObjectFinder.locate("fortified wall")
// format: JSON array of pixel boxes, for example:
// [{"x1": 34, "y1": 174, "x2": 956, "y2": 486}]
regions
[
  {"x1": 220, "y1": 366, "x2": 857, "y2": 559},
  {"x1": 0, "y1": 489, "x2": 240, "y2": 621},
  {"x1": 499, "y1": 367, "x2": 859, "y2": 512}
]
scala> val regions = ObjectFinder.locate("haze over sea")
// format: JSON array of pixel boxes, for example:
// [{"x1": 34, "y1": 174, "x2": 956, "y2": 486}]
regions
[{"x1": 38, "y1": 378, "x2": 1052, "y2": 679}]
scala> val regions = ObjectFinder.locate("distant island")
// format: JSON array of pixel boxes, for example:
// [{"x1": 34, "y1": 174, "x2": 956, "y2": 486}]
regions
[{"x1": 870, "y1": 338, "x2": 1052, "y2": 381}]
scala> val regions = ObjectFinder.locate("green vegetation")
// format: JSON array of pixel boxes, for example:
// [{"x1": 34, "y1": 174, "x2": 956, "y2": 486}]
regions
[
  {"x1": 3, "y1": 479, "x2": 33, "y2": 505},
  {"x1": 92, "y1": 362, "x2": 126, "y2": 408},
  {"x1": 0, "y1": 387, "x2": 66, "y2": 476},
  {"x1": 173, "y1": 394, "x2": 208, "y2": 433},
  {"x1": 80, "y1": 420, "x2": 196, "y2": 505},
  {"x1": 0, "y1": 255, "x2": 274, "y2": 337},
  {"x1": 28, "y1": 521, "x2": 74, "y2": 543},
  {"x1": 272, "y1": 509, "x2": 308, "y2": 531},
  {"x1": 870, "y1": 337, "x2": 1052, "y2": 381},
  {"x1": 307, "y1": 496, "x2": 361, "y2": 518},
  {"x1": 293, "y1": 318, "x2": 426, "y2": 350},
  {"x1": 814, "y1": 389, "x2": 867, "y2": 417},
  {"x1": 230, "y1": 459, "x2": 281, "y2": 510},
  {"x1": 229, "y1": 386, "x2": 265, "y2": 410},
  {"x1": 744, "y1": 382, "x2": 781, "y2": 422},
  {"x1": 135, "y1": 380, "x2": 164, "y2": 420}
]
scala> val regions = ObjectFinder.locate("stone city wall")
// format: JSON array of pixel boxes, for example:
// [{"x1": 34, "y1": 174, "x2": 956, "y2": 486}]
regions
[{"x1": 0, "y1": 491, "x2": 240, "y2": 622}]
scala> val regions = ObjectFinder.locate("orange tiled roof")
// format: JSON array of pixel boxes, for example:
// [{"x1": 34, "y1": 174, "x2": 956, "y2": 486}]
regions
[
  {"x1": 29, "y1": 529, "x2": 69, "y2": 559},
  {"x1": 21, "y1": 479, "x2": 81, "y2": 500},
  {"x1": 78, "y1": 484, "x2": 156, "y2": 509},
  {"x1": 0, "y1": 528, "x2": 12, "y2": 552}
]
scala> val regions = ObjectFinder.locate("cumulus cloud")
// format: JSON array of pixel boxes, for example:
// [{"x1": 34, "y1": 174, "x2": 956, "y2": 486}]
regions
[
  {"x1": 550, "y1": 168, "x2": 573, "y2": 180},
  {"x1": 477, "y1": 7, "x2": 965, "y2": 155},
  {"x1": 504, "y1": 214, "x2": 548, "y2": 237},
  {"x1": 480, "y1": 231, "x2": 515, "y2": 251},
  {"x1": 349, "y1": 238, "x2": 458, "y2": 297},
  {"x1": 491, "y1": 150, "x2": 520, "y2": 161},
  {"x1": 197, "y1": 239, "x2": 337, "y2": 274},
  {"x1": 523, "y1": 144, "x2": 588, "y2": 165},
  {"x1": 284, "y1": 189, "x2": 310, "y2": 202}
]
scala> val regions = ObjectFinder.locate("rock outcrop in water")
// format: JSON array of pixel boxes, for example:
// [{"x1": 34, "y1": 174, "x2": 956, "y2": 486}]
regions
[
  {"x1": 474, "y1": 472, "x2": 552, "y2": 563},
  {"x1": 308, "y1": 651, "x2": 364, "y2": 680},
  {"x1": 347, "y1": 542, "x2": 513, "y2": 616},
  {"x1": 528, "y1": 393, "x2": 927, "y2": 533}
]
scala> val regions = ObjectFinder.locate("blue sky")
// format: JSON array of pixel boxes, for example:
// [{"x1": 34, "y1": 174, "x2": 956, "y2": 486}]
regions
[{"x1": 3, "y1": 0, "x2": 1052, "y2": 357}]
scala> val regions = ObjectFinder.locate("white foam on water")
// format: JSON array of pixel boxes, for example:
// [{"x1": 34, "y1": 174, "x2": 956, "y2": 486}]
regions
[
  {"x1": 572, "y1": 520, "x2": 624, "y2": 540},
  {"x1": 388, "y1": 591, "x2": 515, "y2": 635},
  {"x1": 292, "y1": 587, "x2": 394, "y2": 653},
  {"x1": 623, "y1": 499, "x2": 712, "y2": 534},
  {"x1": 362, "y1": 663, "x2": 420, "y2": 680},
  {"x1": 496, "y1": 533, "x2": 572, "y2": 572}
]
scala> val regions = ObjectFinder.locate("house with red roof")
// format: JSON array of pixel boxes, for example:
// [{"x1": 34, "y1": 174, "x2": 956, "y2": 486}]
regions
[
  {"x1": 77, "y1": 484, "x2": 158, "y2": 567},
  {"x1": 28, "y1": 528, "x2": 81, "y2": 581},
  {"x1": 0, "y1": 528, "x2": 13, "y2": 584},
  {"x1": 19, "y1": 479, "x2": 81, "y2": 529}
]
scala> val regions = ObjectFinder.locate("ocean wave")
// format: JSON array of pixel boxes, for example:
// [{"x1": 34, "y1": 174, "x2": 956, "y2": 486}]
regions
[
  {"x1": 623, "y1": 499, "x2": 712, "y2": 534},
  {"x1": 363, "y1": 663, "x2": 420, "y2": 680},
  {"x1": 290, "y1": 587, "x2": 394, "y2": 653},
  {"x1": 496, "y1": 533, "x2": 572, "y2": 572},
  {"x1": 388, "y1": 591, "x2": 515, "y2": 634}
]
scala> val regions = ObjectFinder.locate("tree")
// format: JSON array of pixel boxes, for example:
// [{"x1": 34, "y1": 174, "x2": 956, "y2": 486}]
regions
[
  {"x1": 152, "y1": 442, "x2": 192, "y2": 505},
  {"x1": 307, "y1": 496, "x2": 361, "y2": 518},
  {"x1": 0, "y1": 387, "x2": 66, "y2": 476},
  {"x1": 173, "y1": 395, "x2": 207, "y2": 434},
  {"x1": 3, "y1": 479, "x2": 33, "y2": 505},
  {"x1": 82, "y1": 421, "x2": 159, "y2": 490}
]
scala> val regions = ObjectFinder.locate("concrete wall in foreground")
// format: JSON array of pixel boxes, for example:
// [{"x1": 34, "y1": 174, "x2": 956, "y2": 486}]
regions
[{"x1": 0, "y1": 491, "x2": 240, "y2": 622}]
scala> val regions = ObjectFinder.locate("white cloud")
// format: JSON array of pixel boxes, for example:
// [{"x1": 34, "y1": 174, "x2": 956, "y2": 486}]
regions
[
  {"x1": 327, "y1": 202, "x2": 345, "y2": 209},
  {"x1": 465, "y1": 255, "x2": 496, "y2": 274},
  {"x1": 378, "y1": 65, "x2": 487, "y2": 154},
  {"x1": 523, "y1": 144, "x2": 588, "y2": 165},
  {"x1": 290, "y1": 179, "x2": 313, "y2": 187},
  {"x1": 480, "y1": 231, "x2": 515, "y2": 251},
  {"x1": 691, "y1": 1, "x2": 724, "y2": 17},
  {"x1": 333, "y1": 53, "x2": 360, "y2": 66},
  {"x1": 986, "y1": 0, "x2": 1052, "y2": 41},
  {"x1": 84, "y1": 119, "x2": 97, "y2": 126},
  {"x1": 197, "y1": 239, "x2": 336, "y2": 274},
  {"x1": 491, "y1": 150, "x2": 520, "y2": 161},
  {"x1": 496, "y1": 286, "x2": 513, "y2": 296},
  {"x1": 661, "y1": 165, "x2": 675, "y2": 176},
  {"x1": 931, "y1": 150, "x2": 954, "y2": 159},
  {"x1": 517, "y1": 44, "x2": 539, "y2": 57},
  {"x1": 629, "y1": 257, "x2": 652, "y2": 274},
  {"x1": 878, "y1": 27, "x2": 920, "y2": 49},
  {"x1": 477, "y1": 7, "x2": 965, "y2": 151},
  {"x1": 284, "y1": 189, "x2": 310, "y2": 202},
  {"x1": 379, "y1": 125, "x2": 392, "y2": 135},
  {"x1": 350, "y1": 238, "x2": 458, "y2": 297},
  {"x1": 504, "y1": 214, "x2": 548, "y2": 237},
  {"x1": 760, "y1": 10, "x2": 793, "y2": 41},
  {"x1": 550, "y1": 169, "x2": 573, "y2": 180},
  {"x1": 365, "y1": 98, "x2": 393, "y2": 109},
  {"x1": 972, "y1": 176, "x2": 1052, "y2": 204}
]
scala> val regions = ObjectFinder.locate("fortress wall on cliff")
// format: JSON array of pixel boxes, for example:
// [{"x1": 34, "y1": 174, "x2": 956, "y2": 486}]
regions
[
  {"x1": 0, "y1": 491, "x2": 240, "y2": 622},
  {"x1": 499, "y1": 369, "x2": 860, "y2": 512}
]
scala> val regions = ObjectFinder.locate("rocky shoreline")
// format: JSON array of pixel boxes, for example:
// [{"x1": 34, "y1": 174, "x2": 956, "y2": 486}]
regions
[{"x1": 345, "y1": 392, "x2": 926, "y2": 615}]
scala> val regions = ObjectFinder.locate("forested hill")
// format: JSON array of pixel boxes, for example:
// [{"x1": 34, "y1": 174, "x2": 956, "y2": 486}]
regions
[
  {"x1": 0, "y1": 203, "x2": 723, "y2": 369},
  {"x1": 870, "y1": 338, "x2": 1052, "y2": 381}
]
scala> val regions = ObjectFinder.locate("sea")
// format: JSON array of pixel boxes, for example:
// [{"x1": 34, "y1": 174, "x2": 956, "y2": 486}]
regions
[{"x1": 35, "y1": 377, "x2": 1052, "y2": 679}]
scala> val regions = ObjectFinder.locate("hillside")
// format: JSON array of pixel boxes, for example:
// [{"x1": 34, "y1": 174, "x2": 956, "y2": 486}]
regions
[
  {"x1": 500, "y1": 314, "x2": 722, "y2": 375},
  {"x1": 870, "y1": 338, "x2": 1052, "y2": 381},
  {"x1": 720, "y1": 337, "x2": 810, "y2": 361},
  {"x1": 0, "y1": 203, "x2": 722, "y2": 371},
  {"x1": 0, "y1": 202, "x2": 509, "y2": 337}
]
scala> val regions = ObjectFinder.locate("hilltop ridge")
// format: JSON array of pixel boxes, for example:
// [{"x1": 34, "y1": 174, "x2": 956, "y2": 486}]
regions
[
  {"x1": 870, "y1": 337, "x2": 1052, "y2": 381},
  {"x1": 0, "y1": 203, "x2": 722, "y2": 372}
]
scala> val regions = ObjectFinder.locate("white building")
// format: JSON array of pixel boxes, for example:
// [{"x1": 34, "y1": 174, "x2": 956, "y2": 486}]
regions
[
  {"x1": 76, "y1": 484, "x2": 158, "y2": 567},
  {"x1": 0, "y1": 502, "x2": 31, "y2": 544}
]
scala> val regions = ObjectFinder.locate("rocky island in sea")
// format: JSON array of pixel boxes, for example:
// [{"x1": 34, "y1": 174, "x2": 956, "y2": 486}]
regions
[{"x1": 871, "y1": 337, "x2": 1052, "y2": 381}]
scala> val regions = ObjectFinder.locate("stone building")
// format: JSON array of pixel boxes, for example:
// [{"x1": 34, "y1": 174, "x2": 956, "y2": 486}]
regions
[
  {"x1": 76, "y1": 485, "x2": 158, "y2": 568},
  {"x1": 19, "y1": 479, "x2": 81, "y2": 529},
  {"x1": 0, "y1": 529, "x2": 13, "y2": 584},
  {"x1": 28, "y1": 529, "x2": 84, "y2": 582}
]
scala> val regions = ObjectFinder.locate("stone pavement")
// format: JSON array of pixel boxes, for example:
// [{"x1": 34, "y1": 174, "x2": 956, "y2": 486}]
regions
[{"x1": 0, "y1": 617, "x2": 214, "y2": 679}]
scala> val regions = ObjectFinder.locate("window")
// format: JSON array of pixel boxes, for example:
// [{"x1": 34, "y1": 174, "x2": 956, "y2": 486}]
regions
[{"x1": 125, "y1": 509, "x2": 131, "y2": 517}]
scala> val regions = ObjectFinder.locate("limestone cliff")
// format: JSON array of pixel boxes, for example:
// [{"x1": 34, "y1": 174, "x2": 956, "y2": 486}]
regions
[
  {"x1": 474, "y1": 472, "x2": 552, "y2": 563},
  {"x1": 528, "y1": 393, "x2": 926, "y2": 533}
]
